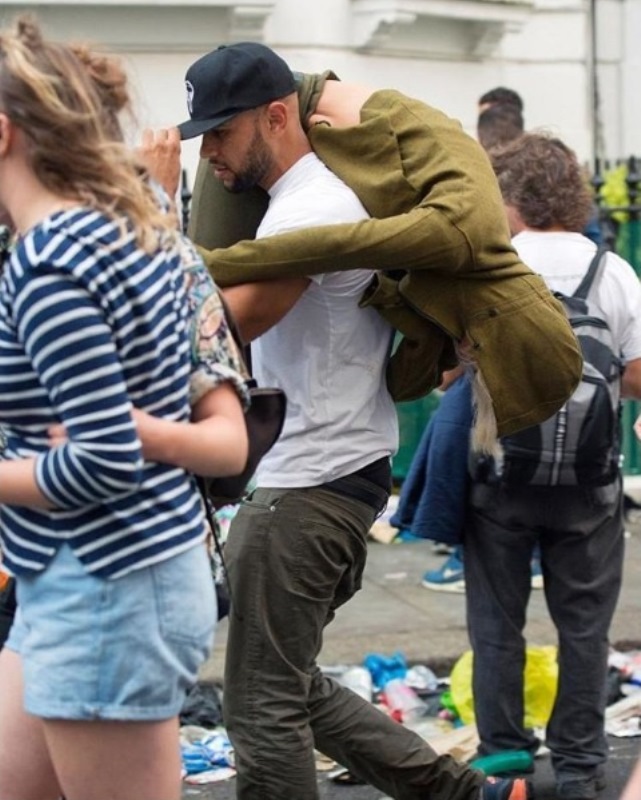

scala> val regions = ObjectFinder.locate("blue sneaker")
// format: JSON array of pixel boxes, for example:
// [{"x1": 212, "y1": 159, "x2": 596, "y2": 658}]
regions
[
  {"x1": 395, "y1": 528, "x2": 425, "y2": 543},
  {"x1": 421, "y1": 552, "x2": 465, "y2": 593},
  {"x1": 481, "y1": 777, "x2": 532, "y2": 800},
  {"x1": 431, "y1": 541, "x2": 456, "y2": 555}
]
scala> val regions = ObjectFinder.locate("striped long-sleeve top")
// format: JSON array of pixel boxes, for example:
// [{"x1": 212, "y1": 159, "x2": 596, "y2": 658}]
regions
[{"x1": 0, "y1": 207, "x2": 206, "y2": 579}]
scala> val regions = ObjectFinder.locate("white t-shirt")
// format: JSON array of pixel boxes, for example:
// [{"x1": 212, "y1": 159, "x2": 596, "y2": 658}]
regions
[
  {"x1": 513, "y1": 230, "x2": 641, "y2": 364},
  {"x1": 252, "y1": 152, "x2": 398, "y2": 488}
]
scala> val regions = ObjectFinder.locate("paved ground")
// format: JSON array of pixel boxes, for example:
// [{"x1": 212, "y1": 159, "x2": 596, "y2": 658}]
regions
[
  {"x1": 184, "y1": 487, "x2": 641, "y2": 799},
  {"x1": 183, "y1": 743, "x2": 641, "y2": 800}
]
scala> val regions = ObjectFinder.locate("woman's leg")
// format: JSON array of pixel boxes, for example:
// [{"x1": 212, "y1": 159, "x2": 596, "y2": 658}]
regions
[
  {"x1": 0, "y1": 648, "x2": 61, "y2": 800},
  {"x1": 43, "y1": 717, "x2": 182, "y2": 800}
]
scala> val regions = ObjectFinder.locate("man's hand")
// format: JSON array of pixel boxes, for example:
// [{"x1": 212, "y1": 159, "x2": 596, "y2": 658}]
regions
[{"x1": 136, "y1": 127, "x2": 182, "y2": 199}]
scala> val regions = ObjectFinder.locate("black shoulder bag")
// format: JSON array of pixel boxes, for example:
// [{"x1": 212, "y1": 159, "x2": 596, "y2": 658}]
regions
[
  {"x1": 199, "y1": 295, "x2": 286, "y2": 510},
  {"x1": 196, "y1": 295, "x2": 286, "y2": 619}
]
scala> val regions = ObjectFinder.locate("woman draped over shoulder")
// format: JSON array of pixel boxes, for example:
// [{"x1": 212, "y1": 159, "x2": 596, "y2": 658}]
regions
[
  {"x1": 181, "y1": 67, "x2": 582, "y2": 454},
  {"x1": 0, "y1": 16, "x2": 247, "y2": 800}
]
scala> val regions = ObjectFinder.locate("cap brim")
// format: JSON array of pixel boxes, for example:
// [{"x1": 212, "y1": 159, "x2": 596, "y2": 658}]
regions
[{"x1": 177, "y1": 110, "x2": 240, "y2": 140}]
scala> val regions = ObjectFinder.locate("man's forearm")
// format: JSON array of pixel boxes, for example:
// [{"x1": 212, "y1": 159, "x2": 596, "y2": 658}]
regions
[{"x1": 222, "y1": 278, "x2": 310, "y2": 342}]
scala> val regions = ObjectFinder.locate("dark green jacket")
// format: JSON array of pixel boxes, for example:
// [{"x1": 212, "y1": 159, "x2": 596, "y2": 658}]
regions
[{"x1": 191, "y1": 84, "x2": 582, "y2": 439}]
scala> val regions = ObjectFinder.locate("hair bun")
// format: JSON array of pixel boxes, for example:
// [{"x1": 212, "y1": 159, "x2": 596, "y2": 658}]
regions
[
  {"x1": 70, "y1": 44, "x2": 129, "y2": 116},
  {"x1": 15, "y1": 16, "x2": 43, "y2": 49}
]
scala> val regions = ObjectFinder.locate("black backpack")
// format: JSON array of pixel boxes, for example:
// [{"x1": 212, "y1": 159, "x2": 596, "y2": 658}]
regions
[{"x1": 497, "y1": 246, "x2": 623, "y2": 487}]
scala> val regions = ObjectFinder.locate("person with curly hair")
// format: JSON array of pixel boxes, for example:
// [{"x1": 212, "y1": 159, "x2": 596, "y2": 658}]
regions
[
  {"x1": 491, "y1": 135, "x2": 596, "y2": 233},
  {"x1": 464, "y1": 133, "x2": 641, "y2": 800}
]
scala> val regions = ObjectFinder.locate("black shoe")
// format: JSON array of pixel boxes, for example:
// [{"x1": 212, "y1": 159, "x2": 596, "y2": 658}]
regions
[{"x1": 556, "y1": 774, "x2": 606, "y2": 800}]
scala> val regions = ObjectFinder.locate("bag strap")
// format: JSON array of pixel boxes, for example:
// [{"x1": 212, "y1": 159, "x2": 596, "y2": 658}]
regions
[
  {"x1": 194, "y1": 290, "x2": 258, "y2": 619},
  {"x1": 218, "y1": 291, "x2": 253, "y2": 377},
  {"x1": 196, "y1": 476, "x2": 242, "y2": 621},
  {"x1": 572, "y1": 245, "x2": 608, "y2": 301}
]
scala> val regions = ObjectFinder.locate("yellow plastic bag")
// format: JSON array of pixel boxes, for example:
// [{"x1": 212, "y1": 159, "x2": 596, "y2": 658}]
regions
[{"x1": 450, "y1": 646, "x2": 558, "y2": 728}]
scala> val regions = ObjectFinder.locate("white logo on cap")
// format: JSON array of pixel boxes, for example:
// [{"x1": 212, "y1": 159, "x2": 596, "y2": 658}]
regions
[{"x1": 186, "y1": 80, "x2": 194, "y2": 115}]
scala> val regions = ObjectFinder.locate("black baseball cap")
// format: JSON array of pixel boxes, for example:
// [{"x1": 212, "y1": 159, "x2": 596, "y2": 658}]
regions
[{"x1": 177, "y1": 42, "x2": 297, "y2": 140}]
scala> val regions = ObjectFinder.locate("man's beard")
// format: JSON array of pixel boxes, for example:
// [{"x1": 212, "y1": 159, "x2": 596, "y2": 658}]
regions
[{"x1": 225, "y1": 126, "x2": 272, "y2": 194}]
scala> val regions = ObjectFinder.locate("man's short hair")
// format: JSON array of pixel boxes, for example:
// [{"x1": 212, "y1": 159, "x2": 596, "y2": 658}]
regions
[
  {"x1": 478, "y1": 86, "x2": 524, "y2": 112},
  {"x1": 477, "y1": 104, "x2": 524, "y2": 152},
  {"x1": 489, "y1": 133, "x2": 594, "y2": 232}
]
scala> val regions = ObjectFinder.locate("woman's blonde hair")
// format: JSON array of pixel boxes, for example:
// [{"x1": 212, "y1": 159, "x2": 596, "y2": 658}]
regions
[{"x1": 0, "y1": 16, "x2": 176, "y2": 250}]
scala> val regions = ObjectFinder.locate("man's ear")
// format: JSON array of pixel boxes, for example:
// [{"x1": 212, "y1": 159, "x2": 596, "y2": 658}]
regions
[{"x1": 264, "y1": 101, "x2": 288, "y2": 134}]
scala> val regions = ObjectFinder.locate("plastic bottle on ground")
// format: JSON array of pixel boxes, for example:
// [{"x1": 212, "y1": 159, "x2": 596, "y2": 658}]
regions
[
  {"x1": 405, "y1": 664, "x2": 440, "y2": 694},
  {"x1": 338, "y1": 666, "x2": 373, "y2": 702},
  {"x1": 383, "y1": 677, "x2": 429, "y2": 723}
]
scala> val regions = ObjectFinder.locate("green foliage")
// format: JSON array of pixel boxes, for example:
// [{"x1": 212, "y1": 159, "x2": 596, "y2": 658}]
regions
[{"x1": 601, "y1": 164, "x2": 630, "y2": 223}]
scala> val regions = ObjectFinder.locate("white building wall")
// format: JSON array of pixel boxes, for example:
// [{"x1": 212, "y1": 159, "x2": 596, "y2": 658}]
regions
[
  {"x1": 594, "y1": 0, "x2": 625, "y2": 164},
  {"x1": 0, "y1": 0, "x2": 635, "y2": 183},
  {"x1": 621, "y1": 0, "x2": 641, "y2": 161}
]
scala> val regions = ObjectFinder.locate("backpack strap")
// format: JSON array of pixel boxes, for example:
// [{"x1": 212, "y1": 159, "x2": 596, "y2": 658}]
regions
[{"x1": 572, "y1": 245, "x2": 609, "y2": 301}]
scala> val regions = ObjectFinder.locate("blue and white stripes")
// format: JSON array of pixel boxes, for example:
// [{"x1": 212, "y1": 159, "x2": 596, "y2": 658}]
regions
[{"x1": 0, "y1": 208, "x2": 205, "y2": 579}]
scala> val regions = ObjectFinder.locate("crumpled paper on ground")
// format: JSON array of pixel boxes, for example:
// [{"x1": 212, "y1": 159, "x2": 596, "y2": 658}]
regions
[{"x1": 605, "y1": 691, "x2": 641, "y2": 737}]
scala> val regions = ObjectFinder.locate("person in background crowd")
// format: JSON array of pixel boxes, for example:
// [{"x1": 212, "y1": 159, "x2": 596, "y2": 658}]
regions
[
  {"x1": 478, "y1": 86, "x2": 524, "y2": 114},
  {"x1": 388, "y1": 367, "x2": 472, "y2": 591},
  {"x1": 465, "y1": 132, "x2": 641, "y2": 800},
  {"x1": 0, "y1": 17, "x2": 247, "y2": 800},
  {"x1": 477, "y1": 85, "x2": 602, "y2": 245},
  {"x1": 389, "y1": 367, "x2": 471, "y2": 549},
  {"x1": 477, "y1": 104, "x2": 524, "y2": 152},
  {"x1": 619, "y1": 409, "x2": 641, "y2": 800},
  {"x1": 421, "y1": 87, "x2": 540, "y2": 594},
  {"x1": 476, "y1": 86, "x2": 525, "y2": 151}
]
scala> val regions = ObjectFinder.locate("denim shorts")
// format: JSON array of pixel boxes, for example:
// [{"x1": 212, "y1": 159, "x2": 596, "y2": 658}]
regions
[{"x1": 6, "y1": 542, "x2": 216, "y2": 721}]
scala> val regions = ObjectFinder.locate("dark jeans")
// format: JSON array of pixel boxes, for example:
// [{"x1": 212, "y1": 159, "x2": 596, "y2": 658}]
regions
[
  {"x1": 223, "y1": 481, "x2": 484, "y2": 800},
  {"x1": 465, "y1": 480, "x2": 623, "y2": 783}
]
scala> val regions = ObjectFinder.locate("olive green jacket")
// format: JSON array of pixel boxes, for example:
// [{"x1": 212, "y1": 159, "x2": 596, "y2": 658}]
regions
[{"x1": 190, "y1": 82, "x2": 582, "y2": 439}]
